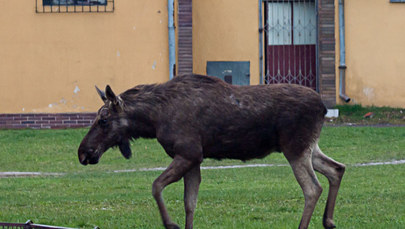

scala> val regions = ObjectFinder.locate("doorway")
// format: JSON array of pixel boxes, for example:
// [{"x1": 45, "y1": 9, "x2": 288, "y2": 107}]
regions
[{"x1": 265, "y1": 0, "x2": 317, "y2": 90}]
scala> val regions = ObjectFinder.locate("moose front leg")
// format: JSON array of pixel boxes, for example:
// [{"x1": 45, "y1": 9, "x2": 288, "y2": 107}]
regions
[
  {"x1": 152, "y1": 156, "x2": 193, "y2": 229},
  {"x1": 152, "y1": 149, "x2": 203, "y2": 229},
  {"x1": 184, "y1": 165, "x2": 201, "y2": 229}
]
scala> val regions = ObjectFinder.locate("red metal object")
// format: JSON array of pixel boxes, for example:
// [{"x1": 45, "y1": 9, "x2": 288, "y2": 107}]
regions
[
  {"x1": 363, "y1": 112, "x2": 375, "y2": 119},
  {"x1": 266, "y1": 44, "x2": 316, "y2": 90}
]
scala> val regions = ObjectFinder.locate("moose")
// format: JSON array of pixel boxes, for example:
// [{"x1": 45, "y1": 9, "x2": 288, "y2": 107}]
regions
[{"x1": 78, "y1": 74, "x2": 345, "y2": 229}]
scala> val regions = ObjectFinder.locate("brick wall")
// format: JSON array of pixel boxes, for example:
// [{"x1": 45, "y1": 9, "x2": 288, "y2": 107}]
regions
[
  {"x1": 318, "y1": 0, "x2": 336, "y2": 108},
  {"x1": 0, "y1": 113, "x2": 96, "y2": 129},
  {"x1": 177, "y1": 0, "x2": 193, "y2": 75}
]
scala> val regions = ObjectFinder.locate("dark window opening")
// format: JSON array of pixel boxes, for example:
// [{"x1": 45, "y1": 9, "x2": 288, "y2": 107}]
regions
[
  {"x1": 43, "y1": 0, "x2": 106, "y2": 6},
  {"x1": 36, "y1": 0, "x2": 114, "y2": 13}
]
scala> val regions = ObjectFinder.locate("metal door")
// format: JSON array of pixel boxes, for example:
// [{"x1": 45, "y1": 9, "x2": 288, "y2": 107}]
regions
[
  {"x1": 207, "y1": 61, "x2": 250, "y2": 85},
  {"x1": 265, "y1": 0, "x2": 317, "y2": 90}
]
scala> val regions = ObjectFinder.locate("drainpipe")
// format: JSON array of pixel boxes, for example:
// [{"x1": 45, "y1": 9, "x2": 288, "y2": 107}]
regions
[
  {"x1": 259, "y1": 0, "x2": 264, "y2": 84},
  {"x1": 338, "y1": 0, "x2": 350, "y2": 102},
  {"x1": 168, "y1": 0, "x2": 176, "y2": 79}
]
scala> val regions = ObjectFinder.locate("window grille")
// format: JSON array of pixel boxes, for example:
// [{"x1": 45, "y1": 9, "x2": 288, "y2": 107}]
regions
[{"x1": 36, "y1": 0, "x2": 114, "y2": 13}]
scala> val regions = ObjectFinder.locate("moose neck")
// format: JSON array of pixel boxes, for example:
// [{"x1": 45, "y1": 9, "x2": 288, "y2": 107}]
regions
[
  {"x1": 120, "y1": 84, "x2": 164, "y2": 139},
  {"x1": 128, "y1": 107, "x2": 158, "y2": 139}
]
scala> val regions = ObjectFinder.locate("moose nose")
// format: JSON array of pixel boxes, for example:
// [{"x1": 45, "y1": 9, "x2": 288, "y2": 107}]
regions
[
  {"x1": 78, "y1": 146, "x2": 94, "y2": 166},
  {"x1": 78, "y1": 152, "x2": 89, "y2": 166},
  {"x1": 79, "y1": 156, "x2": 88, "y2": 165}
]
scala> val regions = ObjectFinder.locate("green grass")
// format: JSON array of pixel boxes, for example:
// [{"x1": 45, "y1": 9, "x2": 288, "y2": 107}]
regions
[
  {"x1": 0, "y1": 127, "x2": 405, "y2": 228},
  {"x1": 1, "y1": 126, "x2": 404, "y2": 172}
]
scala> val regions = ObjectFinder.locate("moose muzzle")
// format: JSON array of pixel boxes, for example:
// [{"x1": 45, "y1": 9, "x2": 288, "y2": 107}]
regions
[{"x1": 78, "y1": 147, "x2": 100, "y2": 166}]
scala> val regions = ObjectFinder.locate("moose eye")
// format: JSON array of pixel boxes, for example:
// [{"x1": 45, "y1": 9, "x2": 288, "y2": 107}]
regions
[{"x1": 98, "y1": 119, "x2": 108, "y2": 126}]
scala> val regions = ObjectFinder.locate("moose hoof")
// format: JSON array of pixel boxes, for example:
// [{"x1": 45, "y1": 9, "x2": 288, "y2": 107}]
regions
[
  {"x1": 323, "y1": 218, "x2": 336, "y2": 229},
  {"x1": 325, "y1": 226, "x2": 336, "y2": 229},
  {"x1": 165, "y1": 223, "x2": 180, "y2": 229}
]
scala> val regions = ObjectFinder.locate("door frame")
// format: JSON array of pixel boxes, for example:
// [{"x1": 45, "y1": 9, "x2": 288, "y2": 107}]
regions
[{"x1": 264, "y1": 0, "x2": 319, "y2": 92}]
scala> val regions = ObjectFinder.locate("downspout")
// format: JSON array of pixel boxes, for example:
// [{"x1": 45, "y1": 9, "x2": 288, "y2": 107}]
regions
[
  {"x1": 338, "y1": 0, "x2": 350, "y2": 102},
  {"x1": 168, "y1": 0, "x2": 176, "y2": 79},
  {"x1": 259, "y1": 0, "x2": 264, "y2": 84}
]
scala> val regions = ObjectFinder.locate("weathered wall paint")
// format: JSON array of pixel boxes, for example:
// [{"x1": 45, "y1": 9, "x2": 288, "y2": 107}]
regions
[
  {"x1": 192, "y1": 0, "x2": 261, "y2": 85},
  {"x1": 3, "y1": 0, "x2": 403, "y2": 115},
  {"x1": 0, "y1": 0, "x2": 169, "y2": 113},
  {"x1": 335, "y1": 0, "x2": 405, "y2": 108}
]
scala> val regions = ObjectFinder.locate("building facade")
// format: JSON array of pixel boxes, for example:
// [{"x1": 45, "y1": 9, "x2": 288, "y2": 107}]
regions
[
  {"x1": 0, "y1": 0, "x2": 404, "y2": 129},
  {"x1": 337, "y1": 0, "x2": 405, "y2": 108}
]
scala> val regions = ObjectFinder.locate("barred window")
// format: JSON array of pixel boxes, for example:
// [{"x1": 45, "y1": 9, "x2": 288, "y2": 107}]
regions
[
  {"x1": 43, "y1": 0, "x2": 107, "y2": 6},
  {"x1": 36, "y1": 0, "x2": 114, "y2": 13}
]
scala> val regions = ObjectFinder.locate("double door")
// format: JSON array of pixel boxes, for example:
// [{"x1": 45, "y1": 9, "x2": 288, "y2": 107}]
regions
[{"x1": 266, "y1": 1, "x2": 317, "y2": 90}]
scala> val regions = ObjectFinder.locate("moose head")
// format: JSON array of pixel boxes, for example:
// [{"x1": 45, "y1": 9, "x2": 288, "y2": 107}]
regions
[{"x1": 78, "y1": 86, "x2": 132, "y2": 165}]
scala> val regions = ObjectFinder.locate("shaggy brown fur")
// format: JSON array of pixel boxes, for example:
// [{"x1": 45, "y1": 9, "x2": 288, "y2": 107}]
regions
[{"x1": 78, "y1": 74, "x2": 345, "y2": 229}]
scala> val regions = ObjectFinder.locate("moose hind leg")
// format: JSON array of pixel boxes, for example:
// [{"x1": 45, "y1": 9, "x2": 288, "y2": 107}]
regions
[
  {"x1": 312, "y1": 144, "x2": 345, "y2": 229},
  {"x1": 284, "y1": 148, "x2": 323, "y2": 229},
  {"x1": 152, "y1": 156, "x2": 196, "y2": 229},
  {"x1": 184, "y1": 165, "x2": 201, "y2": 229}
]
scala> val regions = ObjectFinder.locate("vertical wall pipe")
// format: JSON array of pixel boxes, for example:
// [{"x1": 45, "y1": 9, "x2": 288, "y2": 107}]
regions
[
  {"x1": 315, "y1": 0, "x2": 320, "y2": 92},
  {"x1": 168, "y1": 0, "x2": 176, "y2": 79},
  {"x1": 338, "y1": 0, "x2": 350, "y2": 102},
  {"x1": 259, "y1": 0, "x2": 264, "y2": 84}
]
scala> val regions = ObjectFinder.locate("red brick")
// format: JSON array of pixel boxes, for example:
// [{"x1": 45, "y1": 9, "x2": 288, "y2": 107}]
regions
[
  {"x1": 14, "y1": 117, "x2": 28, "y2": 121},
  {"x1": 35, "y1": 121, "x2": 50, "y2": 124}
]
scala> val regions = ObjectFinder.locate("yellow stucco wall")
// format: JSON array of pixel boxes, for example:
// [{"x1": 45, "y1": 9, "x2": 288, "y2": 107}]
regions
[
  {"x1": 4, "y1": 0, "x2": 403, "y2": 114},
  {"x1": 336, "y1": 0, "x2": 405, "y2": 108},
  {"x1": 0, "y1": 0, "x2": 169, "y2": 113},
  {"x1": 193, "y1": 0, "x2": 261, "y2": 85}
]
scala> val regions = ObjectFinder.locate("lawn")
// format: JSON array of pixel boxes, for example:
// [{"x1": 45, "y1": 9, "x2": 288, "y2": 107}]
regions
[{"x1": 0, "y1": 126, "x2": 405, "y2": 228}]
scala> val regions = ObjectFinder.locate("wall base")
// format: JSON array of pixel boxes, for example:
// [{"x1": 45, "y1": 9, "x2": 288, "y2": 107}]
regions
[{"x1": 0, "y1": 113, "x2": 96, "y2": 129}]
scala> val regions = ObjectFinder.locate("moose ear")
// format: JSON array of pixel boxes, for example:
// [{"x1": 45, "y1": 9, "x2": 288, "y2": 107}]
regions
[
  {"x1": 119, "y1": 139, "x2": 132, "y2": 159},
  {"x1": 95, "y1": 85, "x2": 107, "y2": 103},
  {"x1": 105, "y1": 85, "x2": 117, "y2": 104}
]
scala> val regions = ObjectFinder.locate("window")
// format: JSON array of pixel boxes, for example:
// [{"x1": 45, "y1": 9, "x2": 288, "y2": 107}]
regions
[
  {"x1": 267, "y1": 2, "x2": 316, "y2": 46},
  {"x1": 36, "y1": 0, "x2": 114, "y2": 13},
  {"x1": 43, "y1": 0, "x2": 107, "y2": 6}
]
